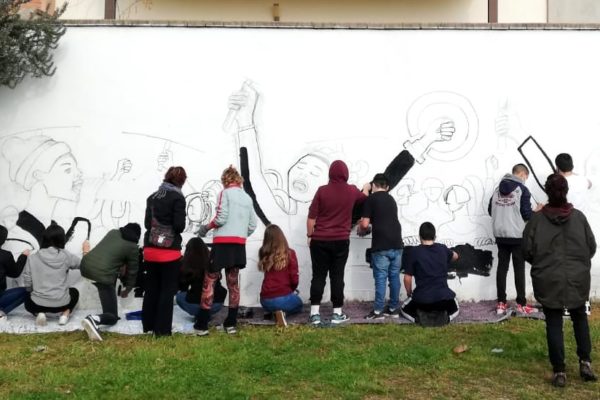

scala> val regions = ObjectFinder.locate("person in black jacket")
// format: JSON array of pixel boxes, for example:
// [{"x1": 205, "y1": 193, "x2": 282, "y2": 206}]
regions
[
  {"x1": 0, "y1": 225, "x2": 30, "y2": 320},
  {"x1": 176, "y1": 237, "x2": 226, "y2": 317},
  {"x1": 523, "y1": 173, "x2": 597, "y2": 387},
  {"x1": 141, "y1": 166, "x2": 187, "y2": 336}
]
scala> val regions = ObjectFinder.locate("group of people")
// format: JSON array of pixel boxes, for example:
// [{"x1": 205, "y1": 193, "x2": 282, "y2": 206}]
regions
[{"x1": 0, "y1": 152, "x2": 596, "y2": 387}]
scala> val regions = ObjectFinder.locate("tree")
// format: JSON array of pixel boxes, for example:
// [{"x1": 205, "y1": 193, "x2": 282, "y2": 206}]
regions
[{"x1": 0, "y1": 0, "x2": 67, "y2": 89}]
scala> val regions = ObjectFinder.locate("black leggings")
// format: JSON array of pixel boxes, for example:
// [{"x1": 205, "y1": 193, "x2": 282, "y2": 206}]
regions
[
  {"x1": 543, "y1": 306, "x2": 592, "y2": 373},
  {"x1": 142, "y1": 260, "x2": 180, "y2": 336},
  {"x1": 309, "y1": 239, "x2": 350, "y2": 308},
  {"x1": 24, "y1": 288, "x2": 79, "y2": 314}
]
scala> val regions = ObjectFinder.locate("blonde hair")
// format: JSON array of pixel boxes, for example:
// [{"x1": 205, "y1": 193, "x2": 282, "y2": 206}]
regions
[
  {"x1": 221, "y1": 165, "x2": 243, "y2": 187},
  {"x1": 258, "y1": 224, "x2": 289, "y2": 272}
]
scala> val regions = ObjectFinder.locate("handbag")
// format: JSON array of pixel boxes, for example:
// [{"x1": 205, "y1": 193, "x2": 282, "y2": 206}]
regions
[{"x1": 149, "y1": 206, "x2": 175, "y2": 247}]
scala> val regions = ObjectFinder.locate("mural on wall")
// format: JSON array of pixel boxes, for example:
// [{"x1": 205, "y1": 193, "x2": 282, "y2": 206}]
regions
[{"x1": 1, "y1": 27, "x2": 599, "y2": 304}]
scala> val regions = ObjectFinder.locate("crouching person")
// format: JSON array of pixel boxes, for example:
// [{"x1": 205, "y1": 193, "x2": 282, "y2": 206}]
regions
[
  {"x1": 80, "y1": 223, "x2": 141, "y2": 341},
  {"x1": 23, "y1": 223, "x2": 89, "y2": 326},
  {"x1": 400, "y1": 222, "x2": 459, "y2": 326}
]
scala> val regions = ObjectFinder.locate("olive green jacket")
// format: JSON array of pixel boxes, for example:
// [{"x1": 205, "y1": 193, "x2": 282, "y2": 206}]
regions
[{"x1": 81, "y1": 229, "x2": 139, "y2": 287}]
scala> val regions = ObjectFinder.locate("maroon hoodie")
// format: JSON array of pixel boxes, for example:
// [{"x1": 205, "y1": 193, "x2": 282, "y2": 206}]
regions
[{"x1": 308, "y1": 160, "x2": 367, "y2": 241}]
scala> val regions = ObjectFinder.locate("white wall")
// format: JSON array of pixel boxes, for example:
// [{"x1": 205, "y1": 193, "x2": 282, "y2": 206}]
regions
[
  {"x1": 499, "y1": 0, "x2": 547, "y2": 23},
  {"x1": 1, "y1": 26, "x2": 599, "y2": 307}
]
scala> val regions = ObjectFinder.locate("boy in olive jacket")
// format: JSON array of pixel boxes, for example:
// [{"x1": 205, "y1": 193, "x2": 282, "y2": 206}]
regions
[{"x1": 80, "y1": 223, "x2": 141, "y2": 341}]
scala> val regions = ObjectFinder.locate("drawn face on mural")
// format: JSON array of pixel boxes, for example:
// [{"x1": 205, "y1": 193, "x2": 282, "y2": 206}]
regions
[
  {"x1": 443, "y1": 185, "x2": 470, "y2": 213},
  {"x1": 421, "y1": 178, "x2": 444, "y2": 202},
  {"x1": 395, "y1": 179, "x2": 415, "y2": 206},
  {"x1": 38, "y1": 154, "x2": 83, "y2": 201},
  {"x1": 287, "y1": 154, "x2": 329, "y2": 203},
  {"x1": 187, "y1": 196, "x2": 204, "y2": 223}
]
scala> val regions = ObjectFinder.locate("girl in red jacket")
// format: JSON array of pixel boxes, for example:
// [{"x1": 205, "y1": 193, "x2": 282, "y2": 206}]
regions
[{"x1": 259, "y1": 224, "x2": 303, "y2": 327}]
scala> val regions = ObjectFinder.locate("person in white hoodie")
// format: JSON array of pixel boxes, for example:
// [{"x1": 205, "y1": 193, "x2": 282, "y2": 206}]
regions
[{"x1": 22, "y1": 223, "x2": 90, "y2": 326}]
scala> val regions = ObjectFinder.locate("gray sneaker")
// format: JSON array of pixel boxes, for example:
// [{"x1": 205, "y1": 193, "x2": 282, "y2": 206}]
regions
[
  {"x1": 552, "y1": 372, "x2": 567, "y2": 387},
  {"x1": 309, "y1": 314, "x2": 322, "y2": 326},
  {"x1": 331, "y1": 313, "x2": 350, "y2": 324},
  {"x1": 580, "y1": 361, "x2": 597, "y2": 382}
]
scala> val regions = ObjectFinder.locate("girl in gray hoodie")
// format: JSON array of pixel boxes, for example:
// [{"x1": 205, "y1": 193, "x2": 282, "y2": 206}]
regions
[{"x1": 23, "y1": 223, "x2": 90, "y2": 326}]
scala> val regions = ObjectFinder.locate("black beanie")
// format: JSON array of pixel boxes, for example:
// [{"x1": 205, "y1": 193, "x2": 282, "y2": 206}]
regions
[{"x1": 120, "y1": 223, "x2": 141, "y2": 243}]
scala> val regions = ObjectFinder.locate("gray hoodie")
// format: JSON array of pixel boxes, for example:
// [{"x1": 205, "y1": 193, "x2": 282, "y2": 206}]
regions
[{"x1": 22, "y1": 247, "x2": 80, "y2": 308}]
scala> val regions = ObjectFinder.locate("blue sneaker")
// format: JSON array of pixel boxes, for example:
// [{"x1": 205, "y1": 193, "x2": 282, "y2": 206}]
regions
[
  {"x1": 331, "y1": 313, "x2": 350, "y2": 324},
  {"x1": 309, "y1": 314, "x2": 322, "y2": 326}
]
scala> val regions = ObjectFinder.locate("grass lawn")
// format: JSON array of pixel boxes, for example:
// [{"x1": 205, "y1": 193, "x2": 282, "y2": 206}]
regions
[{"x1": 1, "y1": 312, "x2": 599, "y2": 399}]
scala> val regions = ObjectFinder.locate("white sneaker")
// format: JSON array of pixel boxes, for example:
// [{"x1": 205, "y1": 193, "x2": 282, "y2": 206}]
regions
[
  {"x1": 36, "y1": 313, "x2": 47, "y2": 326},
  {"x1": 58, "y1": 313, "x2": 70, "y2": 325},
  {"x1": 0, "y1": 311, "x2": 7, "y2": 323}
]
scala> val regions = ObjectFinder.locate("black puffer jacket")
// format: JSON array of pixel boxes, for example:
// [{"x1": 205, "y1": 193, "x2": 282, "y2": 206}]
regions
[
  {"x1": 143, "y1": 188, "x2": 186, "y2": 250},
  {"x1": 523, "y1": 204, "x2": 596, "y2": 309}
]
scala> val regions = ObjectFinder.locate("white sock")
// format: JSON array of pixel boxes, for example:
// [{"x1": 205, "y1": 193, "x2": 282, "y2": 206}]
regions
[
  {"x1": 310, "y1": 305, "x2": 320, "y2": 316},
  {"x1": 333, "y1": 307, "x2": 342, "y2": 315}
]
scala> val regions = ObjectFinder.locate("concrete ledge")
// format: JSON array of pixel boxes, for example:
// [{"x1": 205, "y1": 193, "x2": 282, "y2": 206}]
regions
[{"x1": 62, "y1": 20, "x2": 600, "y2": 30}]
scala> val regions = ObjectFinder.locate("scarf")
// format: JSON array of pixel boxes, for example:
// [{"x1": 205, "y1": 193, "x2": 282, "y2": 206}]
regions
[{"x1": 153, "y1": 182, "x2": 183, "y2": 199}]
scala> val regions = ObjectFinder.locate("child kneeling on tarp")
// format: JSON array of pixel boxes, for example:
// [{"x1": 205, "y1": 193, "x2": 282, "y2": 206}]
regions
[{"x1": 401, "y1": 222, "x2": 459, "y2": 326}]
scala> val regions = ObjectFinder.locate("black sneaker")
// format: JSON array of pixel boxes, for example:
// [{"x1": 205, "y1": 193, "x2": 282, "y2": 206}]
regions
[
  {"x1": 81, "y1": 315, "x2": 103, "y2": 342},
  {"x1": 383, "y1": 306, "x2": 400, "y2": 318},
  {"x1": 552, "y1": 372, "x2": 567, "y2": 387},
  {"x1": 364, "y1": 310, "x2": 384, "y2": 320},
  {"x1": 580, "y1": 361, "x2": 598, "y2": 382}
]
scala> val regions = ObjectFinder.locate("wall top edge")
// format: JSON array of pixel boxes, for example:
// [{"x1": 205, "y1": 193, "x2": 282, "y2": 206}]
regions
[{"x1": 61, "y1": 20, "x2": 600, "y2": 31}]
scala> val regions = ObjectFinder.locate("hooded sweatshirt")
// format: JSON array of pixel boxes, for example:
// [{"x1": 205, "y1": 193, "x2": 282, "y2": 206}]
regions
[
  {"x1": 308, "y1": 160, "x2": 367, "y2": 241},
  {"x1": 523, "y1": 204, "x2": 596, "y2": 309},
  {"x1": 488, "y1": 173, "x2": 533, "y2": 243},
  {"x1": 22, "y1": 247, "x2": 81, "y2": 308}
]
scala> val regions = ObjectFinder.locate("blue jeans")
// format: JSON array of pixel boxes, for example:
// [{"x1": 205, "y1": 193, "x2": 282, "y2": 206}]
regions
[
  {"x1": 371, "y1": 249, "x2": 402, "y2": 312},
  {"x1": 0, "y1": 287, "x2": 28, "y2": 314},
  {"x1": 175, "y1": 291, "x2": 222, "y2": 317},
  {"x1": 261, "y1": 292, "x2": 303, "y2": 315}
]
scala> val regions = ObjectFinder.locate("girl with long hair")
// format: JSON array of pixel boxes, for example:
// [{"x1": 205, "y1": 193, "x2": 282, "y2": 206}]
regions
[{"x1": 258, "y1": 224, "x2": 302, "y2": 327}]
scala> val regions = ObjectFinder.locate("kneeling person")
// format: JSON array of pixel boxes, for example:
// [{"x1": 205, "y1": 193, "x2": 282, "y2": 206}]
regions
[
  {"x1": 80, "y1": 223, "x2": 141, "y2": 341},
  {"x1": 401, "y1": 222, "x2": 459, "y2": 325}
]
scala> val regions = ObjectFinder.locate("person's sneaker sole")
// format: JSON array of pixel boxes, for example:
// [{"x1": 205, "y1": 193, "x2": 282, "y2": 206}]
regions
[
  {"x1": 36, "y1": 313, "x2": 47, "y2": 327},
  {"x1": 331, "y1": 317, "x2": 350, "y2": 324},
  {"x1": 274, "y1": 311, "x2": 287, "y2": 327},
  {"x1": 81, "y1": 318, "x2": 103, "y2": 341},
  {"x1": 223, "y1": 325, "x2": 237, "y2": 335},
  {"x1": 194, "y1": 329, "x2": 209, "y2": 337}
]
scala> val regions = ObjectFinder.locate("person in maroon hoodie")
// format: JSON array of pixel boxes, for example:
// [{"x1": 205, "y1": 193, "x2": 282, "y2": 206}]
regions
[
  {"x1": 258, "y1": 224, "x2": 302, "y2": 327},
  {"x1": 307, "y1": 160, "x2": 369, "y2": 325}
]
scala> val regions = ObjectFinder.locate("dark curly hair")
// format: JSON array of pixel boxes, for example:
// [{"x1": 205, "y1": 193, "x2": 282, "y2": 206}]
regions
[{"x1": 544, "y1": 173, "x2": 569, "y2": 207}]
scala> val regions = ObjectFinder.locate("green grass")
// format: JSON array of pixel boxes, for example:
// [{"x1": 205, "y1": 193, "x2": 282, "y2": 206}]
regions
[{"x1": 1, "y1": 315, "x2": 599, "y2": 399}]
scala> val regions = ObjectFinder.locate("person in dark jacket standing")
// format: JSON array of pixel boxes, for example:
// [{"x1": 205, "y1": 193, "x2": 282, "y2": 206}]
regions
[
  {"x1": 523, "y1": 173, "x2": 597, "y2": 387},
  {"x1": 0, "y1": 225, "x2": 30, "y2": 320},
  {"x1": 80, "y1": 223, "x2": 141, "y2": 341},
  {"x1": 142, "y1": 166, "x2": 187, "y2": 336},
  {"x1": 307, "y1": 160, "x2": 369, "y2": 325},
  {"x1": 489, "y1": 163, "x2": 541, "y2": 315}
]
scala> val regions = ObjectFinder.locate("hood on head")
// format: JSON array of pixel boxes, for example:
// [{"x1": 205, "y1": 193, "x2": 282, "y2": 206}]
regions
[
  {"x1": 37, "y1": 248, "x2": 71, "y2": 270},
  {"x1": 120, "y1": 223, "x2": 141, "y2": 243},
  {"x1": 542, "y1": 203, "x2": 574, "y2": 225},
  {"x1": 499, "y1": 174, "x2": 523, "y2": 195},
  {"x1": 329, "y1": 160, "x2": 349, "y2": 183},
  {"x1": 0, "y1": 225, "x2": 7, "y2": 246}
]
